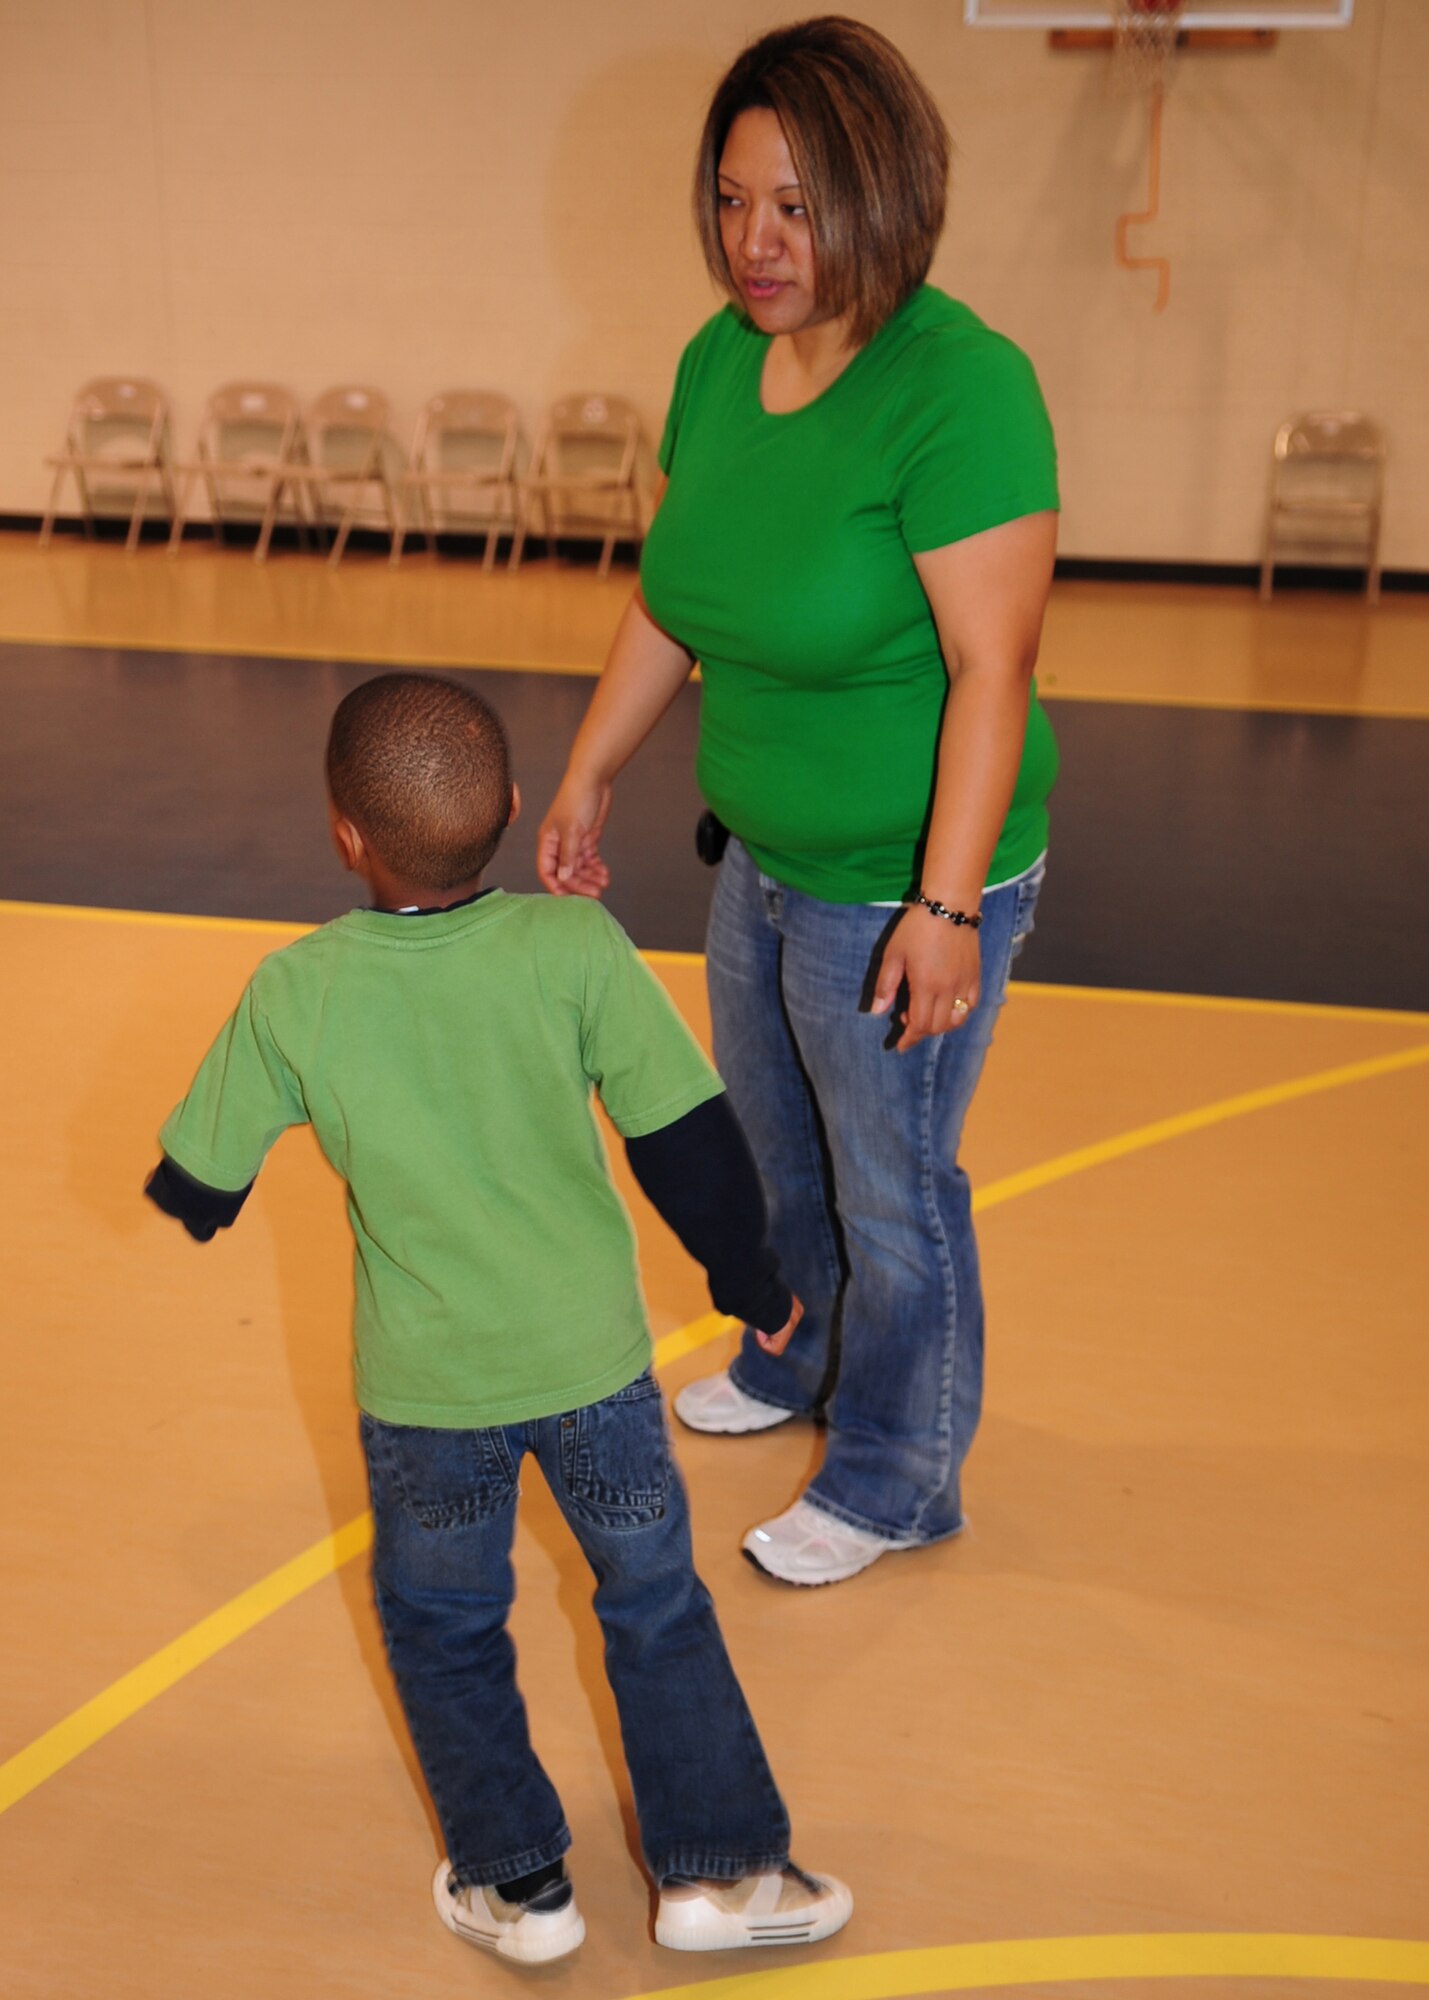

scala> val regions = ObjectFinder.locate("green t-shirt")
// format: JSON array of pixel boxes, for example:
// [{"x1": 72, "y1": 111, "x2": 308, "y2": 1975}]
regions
[
  {"x1": 642, "y1": 286, "x2": 1060, "y2": 904},
  {"x1": 159, "y1": 892, "x2": 723, "y2": 1428}
]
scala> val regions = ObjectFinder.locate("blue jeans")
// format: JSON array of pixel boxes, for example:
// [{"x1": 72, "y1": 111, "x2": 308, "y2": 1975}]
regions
[
  {"x1": 360, "y1": 1371, "x2": 790, "y2": 1889},
  {"x1": 706, "y1": 840, "x2": 1045, "y2": 1543}
]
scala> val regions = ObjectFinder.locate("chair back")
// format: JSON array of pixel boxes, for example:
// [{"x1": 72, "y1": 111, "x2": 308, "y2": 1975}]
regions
[
  {"x1": 1271, "y1": 411, "x2": 1384, "y2": 512},
  {"x1": 1275, "y1": 412, "x2": 1384, "y2": 464},
  {"x1": 306, "y1": 385, "x2": 393, "y2": 471},
  {"x1": 411, "y1": 390, "x2": 519, "y2": 477},
  {"x1": 535, "y1": 394, "x2": 639, "y2": 483},
  {"x1": 200, "y1": 381, "x2": 302, "y2": 465},
  {"x1": 69, "y1": 377, "x2": 169, "y2": 460}
]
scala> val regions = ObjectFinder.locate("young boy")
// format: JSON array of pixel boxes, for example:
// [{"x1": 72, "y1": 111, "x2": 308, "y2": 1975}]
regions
[{"x1": 145, "y1": 672, "x2": 851, "y2": 1967}]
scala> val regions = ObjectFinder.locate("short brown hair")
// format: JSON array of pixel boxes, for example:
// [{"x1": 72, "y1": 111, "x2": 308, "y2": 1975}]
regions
[
  {"x1": 694, "y1": 16, "x2": 950, "y2": 348},
  {"x1": 326, "y1": 673, "x2": 512, "y2": 889}
]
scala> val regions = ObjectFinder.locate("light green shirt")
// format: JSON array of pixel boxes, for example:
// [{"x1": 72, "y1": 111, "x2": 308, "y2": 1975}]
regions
[
  {"x1": 642, "y1": 286, "x2": 1060, "y2": 904},
  {"x1": 160, "y1": 892, "x2": 722, "y2": 1427}
]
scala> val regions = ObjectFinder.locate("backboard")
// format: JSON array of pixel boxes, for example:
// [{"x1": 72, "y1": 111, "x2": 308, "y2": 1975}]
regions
[{"x1": 965, "y1": 2, "x2": 1353, "y2": 26}]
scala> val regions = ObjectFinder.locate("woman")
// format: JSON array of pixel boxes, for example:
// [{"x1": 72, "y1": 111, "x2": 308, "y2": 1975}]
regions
[{"x1": 539, "y1": 17, "x2": 1058, "y2": 1587}]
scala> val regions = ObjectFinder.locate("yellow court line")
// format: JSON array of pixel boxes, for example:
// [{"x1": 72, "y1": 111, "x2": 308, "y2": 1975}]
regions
[
  {"x1": 0, "y1": 1514, "x2": 373, "y2": 1817},
  {"x1": 622, "y1": 1932, "x2": 1429, "y2": 1997},
  {"x1": 1014, "y1": 977, "x2": 1429, "y2": 1031},
  {"x1": 6, "y1": 898, "x2": 1428, "y2": 1029},
  {"x1": 972, "y1": 1042, "x2": 1429, "y2": 1214},
  {"x1": 0, "y1": 905, "x2": 704, "y2": 972},
  {"x1": 4, "y1": 1035, "x2": 1425, "y2": 1820},
  {"x1": 2, "y1": 896, "x2": 307, "y2": 939}
]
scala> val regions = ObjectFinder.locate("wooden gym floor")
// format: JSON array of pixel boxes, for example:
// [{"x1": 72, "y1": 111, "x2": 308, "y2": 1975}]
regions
[{"x1": 1, "y1": 536, "x2": 1426, "y2": 1999}]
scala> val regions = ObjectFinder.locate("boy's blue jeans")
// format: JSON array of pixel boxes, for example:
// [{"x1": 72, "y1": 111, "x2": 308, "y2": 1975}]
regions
[
  {"x1": 707, "y1": 840, "x2": 1045, "y2": 1544},
  {"x1": 360, "y1": 1371, "x2": 790, "y2": 1890}
]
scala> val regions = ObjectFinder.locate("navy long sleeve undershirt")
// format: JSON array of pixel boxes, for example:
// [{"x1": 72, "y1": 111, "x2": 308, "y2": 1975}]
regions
[
  {"x1": 624, "y1": 1093, "x2": 792, "y2": 1336},
  {"x1": 146, "y1": 1093, "x2": 791, "y2": 1334},
  {"x1": 145, "y1": 1156, "x2": 253, "y2": 1241}
]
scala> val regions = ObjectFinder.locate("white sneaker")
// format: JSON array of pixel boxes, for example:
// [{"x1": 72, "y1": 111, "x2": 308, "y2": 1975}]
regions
[
  {"x1": 432, "y1": 1859, "x2": 585, "y2": 1965},
  {"x1": 674, "y1": 1369, "x2": 797, "y2": 1435},
  {"x1": 742, "y1": 1498, "x2": 916, "y2": 1586},
  {"x1": 656, "y1": 1866, "x2": 853, "y2": 1952}
]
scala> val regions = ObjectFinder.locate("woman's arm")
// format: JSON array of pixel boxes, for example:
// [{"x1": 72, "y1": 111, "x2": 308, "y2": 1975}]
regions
[
  {"x1": 538, "y1": 483, "x2": 694, "y2": 896},
  {"x1": 871, "y1": 509, "x2": 1058, "y2": 1050}
]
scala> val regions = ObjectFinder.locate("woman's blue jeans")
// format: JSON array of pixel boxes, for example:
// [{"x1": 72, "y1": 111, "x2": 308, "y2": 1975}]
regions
[
  {"x1": 706, "y1": 840, "x2": 1045, "y2": 1545},
  {"x1": 361, "y1": 1371, "x2": 790, "y2": 1891}
]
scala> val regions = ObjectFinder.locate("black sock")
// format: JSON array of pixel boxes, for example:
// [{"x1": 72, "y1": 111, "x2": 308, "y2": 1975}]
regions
[{"x1": 494, "y1": 1859, "x2": 567, "y2": 1902}]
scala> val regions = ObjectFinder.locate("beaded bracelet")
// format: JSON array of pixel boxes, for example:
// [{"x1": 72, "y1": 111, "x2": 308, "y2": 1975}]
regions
[{"x1": 907, "y1": 892, "x2": 982, "y2": 929}]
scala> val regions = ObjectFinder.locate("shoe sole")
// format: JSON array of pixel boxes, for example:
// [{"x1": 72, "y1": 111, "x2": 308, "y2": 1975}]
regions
[{"x1": 432, "y1": 1860, "x2": 586, "y2": 1965}]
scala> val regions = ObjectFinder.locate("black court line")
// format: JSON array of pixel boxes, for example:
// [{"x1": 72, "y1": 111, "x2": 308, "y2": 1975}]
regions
[{"x1": 2, "y1": 642, "x2": 1426, "y2": 1010}]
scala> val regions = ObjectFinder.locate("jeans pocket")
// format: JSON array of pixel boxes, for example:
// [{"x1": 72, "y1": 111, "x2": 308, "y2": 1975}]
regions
[
  {"x1": 370, "y1": 1417, "x2": 520, "y2": 1530},
  {"x1": 558, "y1": 1371, "x2": 668, "y2": 1530}
]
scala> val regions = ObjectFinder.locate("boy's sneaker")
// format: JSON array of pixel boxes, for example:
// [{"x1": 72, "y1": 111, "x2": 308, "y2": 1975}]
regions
[
  {"x1": 674, "y1": 1370, "x2": 797, "y2": 1434},
  {"x1": 742, "y1": 1498, "x2": 917, "y2": 1585},
  {"x1": 655, "y1": 1865, "x2": 852, "y2": 1952},
  {"x1": 432, "y1": 1859, "x2": 585, "y2": 1965}
]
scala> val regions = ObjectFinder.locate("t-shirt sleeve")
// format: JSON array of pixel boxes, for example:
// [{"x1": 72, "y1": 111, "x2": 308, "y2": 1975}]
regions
[
  {"x1": 158, "y1": 979, "x2": 310, "y2": 1191},
  {"x1": 578, "y1": 906, "x2": 724, "y2": 1137},
  {"x1": 887, "y1": 329, "x2": 1059, "y2": 554}
]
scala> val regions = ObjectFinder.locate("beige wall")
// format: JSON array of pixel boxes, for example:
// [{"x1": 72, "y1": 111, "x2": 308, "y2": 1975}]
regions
[{"x1": 0, "y1": 0, "x2": 1422, "y2": 565}]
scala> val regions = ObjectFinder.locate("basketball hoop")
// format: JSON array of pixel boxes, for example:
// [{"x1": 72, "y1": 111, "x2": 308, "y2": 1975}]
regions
[
  {"x1": 1111, "y1": 0, "x2": 1183, "y2": 310},
  {"x1": 967, "y1": 0, "x2": 1343, "y2": 315}
]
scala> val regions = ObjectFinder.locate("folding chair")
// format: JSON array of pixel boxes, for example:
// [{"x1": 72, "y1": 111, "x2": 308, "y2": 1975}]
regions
[
  {"x1": 40, "y1": 378, "x2": 176, "y2": 553},
  {"x1": 392, "y1": 390, "x2": 520, "y2": 569},
  {"x1": 511, "y1": 394, "x2": 644, "y2": 578},
  {"x1": 1260, "y1": 413, "x2": 1386, "y2": 603},
  {"x1": 275, "y1": 386, "x2": 399, "y2": 565},
  {"x1": 167, "y1": 382, "x2": 311, "y2": 561}
]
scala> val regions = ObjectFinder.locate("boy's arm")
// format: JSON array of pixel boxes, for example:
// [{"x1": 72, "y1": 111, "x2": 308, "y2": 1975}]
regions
[
  {"x1": 576, "y1": 904, "x2": 797, "y2": 1346},
  {"x1": 624, "y1": 1093, "x2": 795, "y2": 1341},
  {"x1": 145, "y1": 979, "x2": 308, "y2": 1242}
]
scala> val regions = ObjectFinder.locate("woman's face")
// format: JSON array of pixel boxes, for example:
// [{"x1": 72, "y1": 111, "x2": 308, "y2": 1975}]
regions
[{"x1": 717, "y1": 106, "x2": 831, "y2": 337}]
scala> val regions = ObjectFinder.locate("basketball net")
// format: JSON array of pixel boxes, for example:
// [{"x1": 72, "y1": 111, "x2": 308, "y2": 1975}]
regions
[
  {"x1": 1110, "y1": 0, "x2": 1184, "y2": 95},
  {"x1": 1111, "y1": 0, "x2": 1182, "y2": 310}
]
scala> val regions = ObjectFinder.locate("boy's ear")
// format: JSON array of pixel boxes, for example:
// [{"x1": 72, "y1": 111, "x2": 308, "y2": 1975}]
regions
[
  {"x1": 507, "y1": 782, "x2": 522, "y2": 828},
  {"x1": 328, "y1": 803, "x2": 366, "y2": 873}
]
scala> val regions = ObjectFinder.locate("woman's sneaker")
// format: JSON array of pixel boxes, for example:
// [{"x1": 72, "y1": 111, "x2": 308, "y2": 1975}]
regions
[
  {"x1": 743, "y1": 1498, "x2": 917, "y2": 1585},
  {"x1": 674, "y1": 1369, "x2": 797, "y2": 1434},
  {"x1": 656, "y1": 1865, "x2": 852, "y2": 1952},
  {"x1": 432, "y1": 1859, "x2": 585, "y2": 1965}
]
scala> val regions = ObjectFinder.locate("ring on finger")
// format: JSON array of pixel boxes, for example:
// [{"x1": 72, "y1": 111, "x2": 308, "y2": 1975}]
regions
[{"x1": 952, "y1": 997, "x2": 971, "y2": 1014}]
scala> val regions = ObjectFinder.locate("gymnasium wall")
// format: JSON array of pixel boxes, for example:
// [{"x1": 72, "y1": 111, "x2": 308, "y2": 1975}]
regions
[{"x1": 0, "y1": 0, "x2": 1422, "y2": 567}]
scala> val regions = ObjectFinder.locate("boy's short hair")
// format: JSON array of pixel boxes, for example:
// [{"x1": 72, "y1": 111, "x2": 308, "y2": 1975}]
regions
[
  {"x1": 693, "y1": 15, "x2": 950, "y2": 349},
  {"x1": 326, "y1": 672, "x2": 512, "y2": 888}
]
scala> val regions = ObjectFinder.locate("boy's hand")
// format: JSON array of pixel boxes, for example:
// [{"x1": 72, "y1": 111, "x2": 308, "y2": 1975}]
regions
[{"x1": 756, "y1": 1296, "x2": 803, "y2": 1356}]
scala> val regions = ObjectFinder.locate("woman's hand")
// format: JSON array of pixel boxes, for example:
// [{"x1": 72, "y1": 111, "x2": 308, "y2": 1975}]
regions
[
  {"x1": 535, "y1": 571, "x2": 695, "y2": 901},
  {"x1": 537, "y1": 773, "x2": 612, "y2": 898},
  {"x1": 871, "y1": 907, "x2": 981, "y2": 1052}
]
